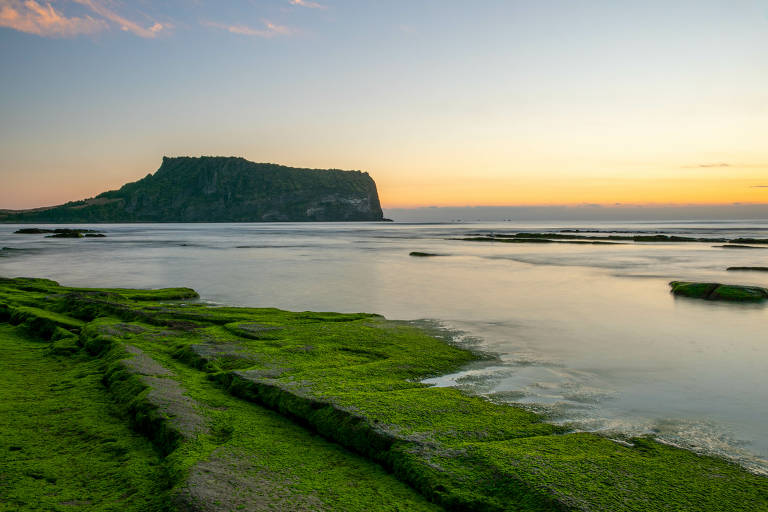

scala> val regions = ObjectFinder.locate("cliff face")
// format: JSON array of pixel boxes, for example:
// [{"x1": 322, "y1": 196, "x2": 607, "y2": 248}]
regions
[{"x1": 0, "y1": 157, "x2": 385, "y2": 223}]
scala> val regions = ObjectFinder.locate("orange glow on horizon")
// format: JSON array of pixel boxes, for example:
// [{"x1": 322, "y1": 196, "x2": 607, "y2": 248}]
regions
[
  {"x1": 377, "y1": 172, "x2": 768, "y2": 209},
  {"x1": 2, "y1": 158, "x2": 767, "y2": 212}
]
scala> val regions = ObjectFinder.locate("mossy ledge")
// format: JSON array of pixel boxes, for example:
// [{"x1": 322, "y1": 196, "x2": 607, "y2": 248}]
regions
[
  {"x1": 1, "y1": 277, "x2": 766, "y2": 511},
  {"x1": 454, "y1": 232, "x2": 768, "y2": 246},
  {"x1": 669, "y1": 281, "x2": 768, "y2": 302}
]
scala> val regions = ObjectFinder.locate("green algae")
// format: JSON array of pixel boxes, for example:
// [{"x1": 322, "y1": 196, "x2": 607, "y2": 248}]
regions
[
  {"x1": 0, "y1": 277, "x2": 766, "y2": 511},
  {"x1": 0, "y1": 324, "x2": 172, "y2": 512},
  {"x1": 670, "y1": 281, "x2": 768, "y2": 302},
  {"x1": 455, "y1": 232, "x2": 768, "y2": 245},
  {"x1": 0, "y1": 279, "x2": 440, "y2": 512}
]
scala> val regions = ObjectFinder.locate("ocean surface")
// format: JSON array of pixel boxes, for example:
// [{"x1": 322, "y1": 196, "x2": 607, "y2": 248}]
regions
[{"x1": 1, "y1": 220, "x2": 767, "y2": 474}]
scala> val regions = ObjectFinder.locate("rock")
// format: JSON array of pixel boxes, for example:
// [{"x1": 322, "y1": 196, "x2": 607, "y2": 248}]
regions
[
  {"x1": 15, "y1": 227, "x2": 103, "y2": 237},
  {"x1": 714, "y1": 245, "x2": 768, "y2": 249},
  {"x1": 46, "y1": 232, "x2": 83, "y2": 238},
  {"x1": 669, "y1": 281, "x2": 768, "y2": 302},
  {"x1": 14, "y1": 228, "x2": 54, "y2": 234},
  {"x1": 409, "y1": 251, "x2": 441, "y2": 257}
]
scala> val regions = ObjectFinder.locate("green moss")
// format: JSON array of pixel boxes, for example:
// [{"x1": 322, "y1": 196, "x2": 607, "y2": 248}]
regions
[
  {"x1": 475, "y1": 434, "x2": 768, "y2": 512},
  {"x1": 0, "y1": 279, "x2": 441, "y2": 511},
  {"x1": 670, "y1": 281, "x2": 768, "y2": 302},
  {"x1": 0, "y1": 324, "x2": 172, "y2": 511},
  {"x1": 1, "y1": 277, "x2": 766, "y2": 512},
  {"x1": 454, "y1": 232, "x2": 766, "y2": 245},
  {"x1": 730, "y1": 238, "x2": 768, "y2": 244}
]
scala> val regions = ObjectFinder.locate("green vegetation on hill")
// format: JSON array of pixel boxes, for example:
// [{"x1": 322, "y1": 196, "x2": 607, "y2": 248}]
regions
[
  {"x1": 0, "y1": 277, "x2": 766, "y2": 511},
  {"x1": 0, "y1": 156, "x2": 384, "y2": 223}
]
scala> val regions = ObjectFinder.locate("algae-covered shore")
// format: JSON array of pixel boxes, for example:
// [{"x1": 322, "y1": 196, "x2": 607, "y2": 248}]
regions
[{"x1": 0, "y1": 277, "x2": 766, "y2": 511}]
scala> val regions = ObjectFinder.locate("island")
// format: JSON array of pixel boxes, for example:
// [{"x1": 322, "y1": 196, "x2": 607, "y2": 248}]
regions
[
  {"x1": 1, "y1": 277, "x2": 765, "y2": 511},
  {"x1": 0, "y1": 156, "x2": 385, "y2": 223}
]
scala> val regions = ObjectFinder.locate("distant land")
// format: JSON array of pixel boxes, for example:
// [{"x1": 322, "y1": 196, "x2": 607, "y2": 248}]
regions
[{"x1": 0, "y1": 157, "x2": 384, "y2": 223}]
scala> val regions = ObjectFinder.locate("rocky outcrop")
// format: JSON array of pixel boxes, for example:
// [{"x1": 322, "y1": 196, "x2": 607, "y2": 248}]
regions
[
  {"x1": 0, "y1": 156, "x2": 385, "y2": 223},
  {"x1": 669, "y1": 281, "x2": 768, "y2": 302}
]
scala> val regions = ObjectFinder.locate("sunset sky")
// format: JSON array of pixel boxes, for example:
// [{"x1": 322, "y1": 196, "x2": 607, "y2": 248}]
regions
[{"x1": 1, "y1": 0, "x2": 766, "y2": 210}]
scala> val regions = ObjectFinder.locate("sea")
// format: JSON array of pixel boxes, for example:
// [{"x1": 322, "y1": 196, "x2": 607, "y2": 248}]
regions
[{"x1": 1, "y1": 220, "x2": 766, "y2": 474}]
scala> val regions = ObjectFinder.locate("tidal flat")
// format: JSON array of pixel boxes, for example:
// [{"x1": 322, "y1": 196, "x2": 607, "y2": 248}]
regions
[
  {"x1": 1, "y1": 221, "x2": 768, "y2": 477},
  {"x1": 0, "y1": 277, "x2": 766, "y2": 511}
]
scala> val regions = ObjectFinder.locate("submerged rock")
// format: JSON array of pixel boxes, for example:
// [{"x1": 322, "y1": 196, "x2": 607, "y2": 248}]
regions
[
  {"x1": 729, "y1": 238, "x2": 768, "y2": 245},
  {"x1": 15, "y1": 227, "x2": 104, "y2": 238},
  {"x1": 15, "y1": 227, "x2": 101, "y2": 234},
  {"x1": 14, "y1": 228, "x2": 53, "y2": 234},
  {"x1": 669, "y1": 281, "x2": 768, "y2": 302},
  {"x1": 47, "y1": 231, "x2": 83, "y2": 238},
  {"x1": 715, "y1": 245, "x2": 768, "y2": 249},
  {"x1": 409, "y1": 251, "x2": 441, "y2": 257}
]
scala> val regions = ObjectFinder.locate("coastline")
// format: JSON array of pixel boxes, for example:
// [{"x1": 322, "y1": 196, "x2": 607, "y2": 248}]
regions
[{"x1": 1, "y1": 277, "x2": 765, "y2": 511}]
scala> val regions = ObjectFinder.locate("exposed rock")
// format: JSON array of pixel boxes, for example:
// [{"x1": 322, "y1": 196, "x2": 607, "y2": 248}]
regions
[
  {"x1": 47, "y1": 232, "x2": 83, "y2": 238},
  {"x1": 120, "y1": 344, "x2": 208, "y2": 440},
  {"x1": 14, "y1": 228, "x2": 53, "y2": 234},
  {"x1": 176, "y1": 449, "x2": 327, "y2": 512},
  {"x1": 714, "y1": 245, "x2": 768, "y2": 249},
  {"x1": 669, "y1": 281, "x2": 768, "y2": 302},
  {"x1": 15, "y1": 228, "x2": 102, "y2": 236}
]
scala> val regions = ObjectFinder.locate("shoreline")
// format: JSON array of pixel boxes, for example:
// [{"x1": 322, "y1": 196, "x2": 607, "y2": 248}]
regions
[{"x1": 0, "y1": 277, "x2": 765, "y2": 511}]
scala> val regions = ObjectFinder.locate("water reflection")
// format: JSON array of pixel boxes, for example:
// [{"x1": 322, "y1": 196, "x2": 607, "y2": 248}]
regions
[{"x1": 1, "y1": 220, "x2": 766, "y2": 473}]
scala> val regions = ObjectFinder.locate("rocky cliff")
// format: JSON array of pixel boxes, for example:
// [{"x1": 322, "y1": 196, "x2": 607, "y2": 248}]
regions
[{"x1": 0, "y1": 157, "x2": 385, "y2": 223}]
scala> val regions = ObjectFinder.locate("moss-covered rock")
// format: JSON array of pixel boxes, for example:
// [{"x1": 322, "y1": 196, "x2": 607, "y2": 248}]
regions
[
  {"x1": 1, "y1": 277, "x2": 767, "y2": 511},
  {"x1": 669, "y1": 281, "x2": 768, "y2": 302},
  {"x1": 46, "y1": 231, "x2": 83, "y2": 238}
]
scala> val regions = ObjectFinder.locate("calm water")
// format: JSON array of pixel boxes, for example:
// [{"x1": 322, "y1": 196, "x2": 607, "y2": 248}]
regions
[{"x1": 1, "y1": 221, "x2": 767, "y2": 474}]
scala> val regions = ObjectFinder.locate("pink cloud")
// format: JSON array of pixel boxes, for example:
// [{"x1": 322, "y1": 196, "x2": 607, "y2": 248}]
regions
[
  {"x1": 72, "y1": 0, "x2": 165, "y2": 38},
  {"x1": 0, "y1": 0, "x2": 106, "y2": 37},
  {"x1": 203, "y1": 19, "x2": 294, "y2": 38},
  {"x1": 289, "y1": 0, "x2": 326, "y2": 9},
  {"x1": 0, "y1": 0, "x2": 165, "y2": 38}
]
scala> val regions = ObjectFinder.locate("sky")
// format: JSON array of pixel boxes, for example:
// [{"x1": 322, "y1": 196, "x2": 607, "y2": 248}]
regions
[{"x1": 1, "y1": 0, "x2": 767, "y2": 211}]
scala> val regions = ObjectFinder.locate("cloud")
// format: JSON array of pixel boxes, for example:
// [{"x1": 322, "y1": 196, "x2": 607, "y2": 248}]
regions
[
  {"x1": 682, "y1": 162, "x2": 731, "y2": 168},
  {"x1": 203, "y1": 19, "x2": 294, "y2": 38},
  {"x1": 289, "y1": 0, "x2": 326, "y2": 9},
  {"x1": 0, "y1": 0, "x2": 165, "y2": 38},
  {"x1": 72, "y1": 0, "x2": 165, "y2": 38},
  {"x1": 750, "y1": 185, "x2": 768, "y2": 188},
  {"x1": 0, "y1": 0, "x2": 106, "y2": 37}
]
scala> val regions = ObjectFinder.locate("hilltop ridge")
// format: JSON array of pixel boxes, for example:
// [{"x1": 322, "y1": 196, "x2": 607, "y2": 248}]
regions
[{"x1": 0, "y1": 156, "x2": 385, "y2": 223}]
